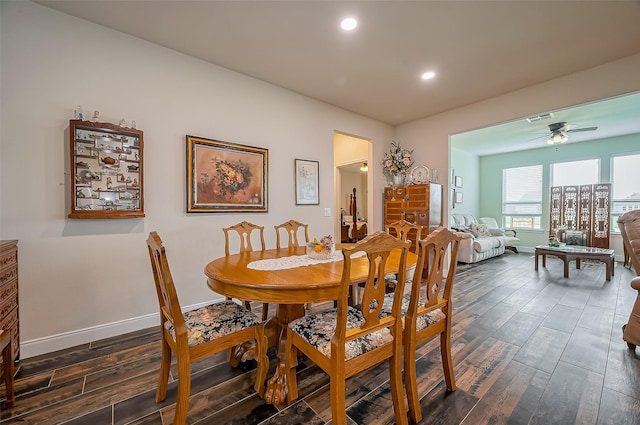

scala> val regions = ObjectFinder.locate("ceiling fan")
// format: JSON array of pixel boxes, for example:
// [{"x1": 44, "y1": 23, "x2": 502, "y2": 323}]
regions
[{"x1": 541, "y1": 121, "x2": 598, "y2": 145}]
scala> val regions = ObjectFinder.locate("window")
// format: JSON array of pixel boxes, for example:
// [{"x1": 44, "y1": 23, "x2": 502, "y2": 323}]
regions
[
  {"x1": 503, "y1": 165, "x2": 542, "y2": 229},
  {"x1": 551, "y1": 159, "x2": 599, "y2": 187},
  {"x1": 611, "y1": 153, "x2": 640, "y2": 233}
]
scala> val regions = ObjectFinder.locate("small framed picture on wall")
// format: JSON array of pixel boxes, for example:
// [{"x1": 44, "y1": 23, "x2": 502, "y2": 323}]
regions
[
  {"x1": 295, "y1": 159, "x2": 319, "y2": 205},
  {"x1": 456, "y1": 191, "x2": 464, "y2": 204}
]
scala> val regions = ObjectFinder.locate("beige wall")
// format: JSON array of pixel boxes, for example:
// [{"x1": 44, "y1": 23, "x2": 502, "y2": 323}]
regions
[{"x1": 0, "y1": 2, "x2": 393, "y2": 356}]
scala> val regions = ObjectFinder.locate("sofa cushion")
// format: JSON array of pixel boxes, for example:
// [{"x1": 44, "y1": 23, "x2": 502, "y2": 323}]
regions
[
  {"x1": 450, "y1": 213, "x2": 478, "y2": 228},
  {"x1": 488, "y1": 228, "x2": 506, "y2": 236}
]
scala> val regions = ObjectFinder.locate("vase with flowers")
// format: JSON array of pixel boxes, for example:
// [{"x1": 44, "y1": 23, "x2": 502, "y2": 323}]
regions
[
  {"x1": 307, "y1": 235, "x2": 335, "y2": 260},
  {"x1": 381, "y1": 140, "x2": 413, "y2": 186}
]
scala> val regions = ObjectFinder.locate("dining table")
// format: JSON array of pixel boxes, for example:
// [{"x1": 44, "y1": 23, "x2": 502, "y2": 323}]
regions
[{"x1": 204, "y1": 244, "x2": 417, "y2": 406}]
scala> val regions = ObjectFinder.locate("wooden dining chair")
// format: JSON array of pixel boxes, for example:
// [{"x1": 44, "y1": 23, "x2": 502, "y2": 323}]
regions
[
  {"x1": 380, "y1": 226, "x2": 461, "y2": 423},
  {"x1": 223, "y1": 221, "x2": 270, "y2": 321},
  {"x1": 384, "y1": 219, "x2": 423, "y2": 289},
  {"x1": 274, "y1": 220, "x2": 314, "y2": 310},
  {"x1": 147, "y1": 232, "x2": 268, "y2": 425},
  {"x1": 284, "y1": 232, "x2": 411, "y2": 425},
  {"x1": 0, "y1": 329, "x2": 15, "y2": 408},
  {"x1": 385, "y1": 219, "x2": 423, "y2": 253},
  {"x1": 223, "y1": 221, "x2": 266, "y2": 256},
  {"x1": 274, "y1": 219, "x2": 309, "y2": 249}
]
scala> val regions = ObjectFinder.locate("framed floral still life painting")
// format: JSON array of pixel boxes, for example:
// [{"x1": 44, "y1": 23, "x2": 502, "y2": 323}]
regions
[
  {"x1": 295, "y1": 159, "x2": 319, "y2": 205},
  {"x1": 186, "y1": 135, "x2": 268, "y2": 213}
]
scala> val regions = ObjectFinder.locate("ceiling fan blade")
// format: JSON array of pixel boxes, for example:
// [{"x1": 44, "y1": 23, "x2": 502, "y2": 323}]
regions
[
  {"x1": 567, "y1": 126, "x2": 598, "y2": 133},
  {"x1": 525, "y1": 134, "x2": 549, "y2": 142}
]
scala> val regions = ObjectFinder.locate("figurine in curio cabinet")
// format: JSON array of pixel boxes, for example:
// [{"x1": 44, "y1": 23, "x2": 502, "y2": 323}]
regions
[{"x1": 106, "y1": 177, "x2": 112, "y2": 190}]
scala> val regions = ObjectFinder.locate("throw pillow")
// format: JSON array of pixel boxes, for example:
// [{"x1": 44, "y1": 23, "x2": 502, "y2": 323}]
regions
[{"x1": 471, "y1": 223, "x2": 492, "y2": 237}]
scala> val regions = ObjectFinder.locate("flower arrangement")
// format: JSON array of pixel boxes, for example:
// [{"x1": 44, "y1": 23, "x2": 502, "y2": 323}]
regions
[
  {"x1": 381, "y1": 140, "x2": 413, "y2": 177},
  {"x1": 549, "y1": 225, "x2": 567, "y2": 247},
  {"x1": 214, "y1": 158, "x2": 252, "y2": 197},
  {"x1": 307, "y1": 235, "x2": 335, "y2": 260}
]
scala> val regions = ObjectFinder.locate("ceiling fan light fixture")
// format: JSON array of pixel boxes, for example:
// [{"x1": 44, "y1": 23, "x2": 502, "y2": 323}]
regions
[{"x1": 547, "y1": 130, "x2": 569, "y2": 145}]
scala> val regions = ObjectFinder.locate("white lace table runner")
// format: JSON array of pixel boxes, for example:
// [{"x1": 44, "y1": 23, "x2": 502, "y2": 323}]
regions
[{"x1": 247, "y1": 251, "x2": 364, "y2": 271}]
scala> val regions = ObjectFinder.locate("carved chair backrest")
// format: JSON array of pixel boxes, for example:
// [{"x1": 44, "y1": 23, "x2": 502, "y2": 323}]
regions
[
  {"x1": 274, "y1": 220, "x2": 310, "y2": 249},
  {"x1": 147, "y1": 232, "x2": 187, "y2": 338},
  {"x1": 337, "y1": 232, "x2": 410, "y2": 349},
  {"x1": 385, "y1": 219, "x2": 422, "y2": 253},
  {"x1": 223, "y1": 221, "x2": 266, "y2": 256},
  {"x1": 408, "y1": 227, "x2": 462, "y2": 319}
]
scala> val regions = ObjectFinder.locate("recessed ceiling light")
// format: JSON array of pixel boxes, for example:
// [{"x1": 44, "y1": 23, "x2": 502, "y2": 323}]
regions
[
  {"x1": 341, "y1": 17, "x2": 358, "y2": 31},
  {"x1": 421, "y1": 71, "x2": 436, "y2": 80}
]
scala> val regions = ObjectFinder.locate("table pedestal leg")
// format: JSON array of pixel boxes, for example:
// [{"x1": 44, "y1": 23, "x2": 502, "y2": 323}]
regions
[{"x1": 263, "y1": 303, "x2": 304, "y2": 406}]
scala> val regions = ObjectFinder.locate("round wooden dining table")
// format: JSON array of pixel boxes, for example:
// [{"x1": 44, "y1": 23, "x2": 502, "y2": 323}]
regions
[{"x1": 204, "y1": 244, "x2": 417, "y2": 406}]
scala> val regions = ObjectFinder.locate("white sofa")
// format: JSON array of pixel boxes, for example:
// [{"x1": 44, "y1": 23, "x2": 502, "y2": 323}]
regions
[
  {"x1": 449, "y1": 213, "x2": 510, "y2": 263},
  {"x1": 478, "y1": 216, "x2": 520, "y2": 253}
]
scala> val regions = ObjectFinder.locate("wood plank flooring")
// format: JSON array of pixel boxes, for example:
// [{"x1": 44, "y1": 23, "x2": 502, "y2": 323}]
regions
[{"x1": 2, "y1": 253, "x2": 640, "y2": 424}]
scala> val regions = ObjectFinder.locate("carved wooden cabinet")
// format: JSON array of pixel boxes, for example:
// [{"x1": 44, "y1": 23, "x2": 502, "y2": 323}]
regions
[
  {"x1": 69, "y1": 120, "x2": 144, "y2": 219},
  {"x1": 0, "y1": 241, "x2": 19, "y2": 369},
  {"x1": 383, "y1": 183, "x2": 443, "y2": 250}
]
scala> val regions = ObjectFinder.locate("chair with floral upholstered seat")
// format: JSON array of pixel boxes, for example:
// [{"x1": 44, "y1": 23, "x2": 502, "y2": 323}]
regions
[
  {"x1": 147, "y1": 232, "x2": 268, "y2": 425},
  {"x1": 284, "y1": 232, "x2": 411, "y2": 425},
  {"x1": 379, "y1": 226, "x2": 461, "y2": 422}
]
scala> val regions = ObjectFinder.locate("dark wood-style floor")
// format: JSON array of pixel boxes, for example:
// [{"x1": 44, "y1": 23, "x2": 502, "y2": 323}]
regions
[{"x1": 2, "y1": 253, "x2": 640, "y2": 425}]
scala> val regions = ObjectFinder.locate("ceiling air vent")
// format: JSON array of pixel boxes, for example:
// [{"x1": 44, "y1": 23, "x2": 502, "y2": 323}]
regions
[{"x1": 526, "y1": 112, "x2": 554, "y2": 123}]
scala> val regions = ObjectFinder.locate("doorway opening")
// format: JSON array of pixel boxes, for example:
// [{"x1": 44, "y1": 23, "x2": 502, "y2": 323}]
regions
[{"x1": 333, "y1": 131, "x2": 372, "y2": 242}]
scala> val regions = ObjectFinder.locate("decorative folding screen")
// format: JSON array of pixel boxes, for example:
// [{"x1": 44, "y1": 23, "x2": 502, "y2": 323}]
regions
[
  {"x1": 562, "y1": 186, "x2": 579, "y2": 230},
  {"x1": 592, "y1": 184, "x2": 611, "y2": 249},
  {"x1": 550, "y1": 186, "x2": 562, "y2": 232},
  {"x1": 578, "y1": 185, "x2": 592, "y2": 233},
  {"x1": 549, "y1": 184, "x2": 610, "y2": 248}
]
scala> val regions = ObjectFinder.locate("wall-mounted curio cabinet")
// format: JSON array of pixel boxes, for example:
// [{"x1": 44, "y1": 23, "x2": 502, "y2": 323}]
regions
[{"x1": 69, "y1": 120, "x2": 144, "y2": 218}]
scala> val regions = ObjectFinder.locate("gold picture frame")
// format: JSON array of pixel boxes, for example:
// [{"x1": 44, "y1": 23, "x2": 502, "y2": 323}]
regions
[{"x1": 186, "y1": 135, "x2": 268, "y2": 213}]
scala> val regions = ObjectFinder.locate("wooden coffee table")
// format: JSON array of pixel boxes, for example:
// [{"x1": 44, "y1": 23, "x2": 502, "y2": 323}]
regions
[{"x1": 535, "y1": 245, "x2": 615, "y2": 281}]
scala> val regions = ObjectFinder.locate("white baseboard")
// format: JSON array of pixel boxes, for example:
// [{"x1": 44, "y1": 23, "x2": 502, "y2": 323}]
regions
[{"x1": 20, "y1": 300, "x2": 214, "y2": 359}]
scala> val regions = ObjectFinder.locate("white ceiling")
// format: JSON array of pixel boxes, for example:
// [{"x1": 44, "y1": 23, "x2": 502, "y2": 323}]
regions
[{"x1": 36, "y1": 1, "x2": 640, "y2": 154}]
